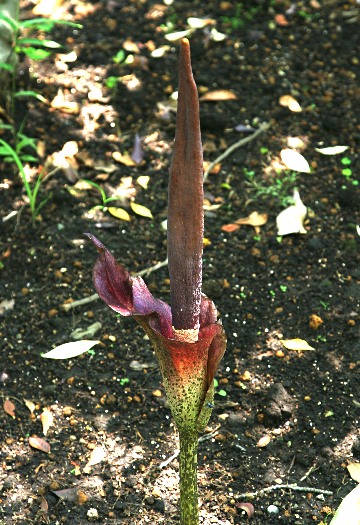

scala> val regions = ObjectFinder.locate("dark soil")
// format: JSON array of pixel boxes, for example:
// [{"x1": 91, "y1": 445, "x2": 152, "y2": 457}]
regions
[{"x1": 1, "y1": 1, "x2": 359, "y2": 524}]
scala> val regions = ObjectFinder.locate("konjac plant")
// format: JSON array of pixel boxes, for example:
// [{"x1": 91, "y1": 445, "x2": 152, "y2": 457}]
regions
[{"x1": 85, "y1": 39, "x2": 226, "y2": 524}]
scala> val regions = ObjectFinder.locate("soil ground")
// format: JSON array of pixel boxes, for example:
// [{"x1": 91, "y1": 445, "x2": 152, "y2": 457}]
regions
[{"x1": 0, "y1": 1, "x2": 359, "y2": 524}]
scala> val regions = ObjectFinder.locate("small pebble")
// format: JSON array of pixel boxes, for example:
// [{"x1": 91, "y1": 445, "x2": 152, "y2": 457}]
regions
[
  {"x1": 87, "y1": 508, "x2": 99, "y2": 521},
  {"x1": 267, "y1": 504, "x2": 279, "y2": 514}
]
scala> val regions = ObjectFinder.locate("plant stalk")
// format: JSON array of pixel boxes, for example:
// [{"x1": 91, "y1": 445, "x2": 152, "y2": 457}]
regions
[{"x1": 179, "y1": 429, "x2": 199, "y2": 525}]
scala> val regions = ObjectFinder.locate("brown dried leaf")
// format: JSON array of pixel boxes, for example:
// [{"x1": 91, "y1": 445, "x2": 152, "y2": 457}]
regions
[
  {"x1": 4, "y1": 399, "x2": 15, "y2": 418},
  {"x1": 52, "y1": 487, "x2": 79, "y2": 501},
  {"x1": 221, "y1": 223, "x2": 240, "y2": 233},
  {"x1": 29, "y1": 436, "x2": 51, "y2": 453},
  {"x1": 274, "y1": 14, "x2": 289, "y2": 26},
  {"x1": 51, "y1": 89, "x2": 80, "y2": 115},
  {"x1": 200, "y1": 89, "x2": 237, "y2": 102},
  {"x1": 41, "y1": 408, "x2": 54, "y2": 436}
]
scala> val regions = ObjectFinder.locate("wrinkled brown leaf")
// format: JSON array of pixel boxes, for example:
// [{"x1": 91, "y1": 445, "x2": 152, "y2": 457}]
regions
[
  {"x1": 200, "y1": 90, "x2": 237, "y2": 102},
  {"x1": 4, "y1": 399, "x2": 16, "y2": 418},
  {"x1": 29, "y1": 436, "x2": 51, "y2": 453}
]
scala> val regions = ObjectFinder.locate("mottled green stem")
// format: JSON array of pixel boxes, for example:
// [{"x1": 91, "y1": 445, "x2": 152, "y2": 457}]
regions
[{"x1": 179, "y1": 430, "x2": 199, "y2": 525}]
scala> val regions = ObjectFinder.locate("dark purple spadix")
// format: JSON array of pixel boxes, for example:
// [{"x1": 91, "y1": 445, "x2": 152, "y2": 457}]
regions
[{"x1": 167, "y1": 38, "x2": 204, "y2": 337}]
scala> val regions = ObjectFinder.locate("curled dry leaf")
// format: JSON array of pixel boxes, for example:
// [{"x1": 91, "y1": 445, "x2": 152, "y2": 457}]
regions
[
  {"x1": 236, "y1": 502, "x2": 255, "y2": 518},
  {"x1": 187, "y1": 17, "x2": 215, "y2": 29},
  {"x1": 281, "y1": 338, "x2": 315, "y2": 351},
  {"x1": 4, "y1": 399, "x2": 16, "y2": 418},
  {"x1": 29, "y1": 436, "x2": 51, "y2": 454},
  {"x1": 279, "y1": 94, "x2": 302, "y2": 112},
  {"x1": 199, "y1": 89, "x2": 237, "y2": 102},
  {"x1": 112, "y1": 151, "x2": 137, "y2": 166},
  {"x1": 280, "y1": 149, "x2": 310, "y2": 173},
  {"x1": 41, "y1": 408, "x2": 54, "y2": 436}
]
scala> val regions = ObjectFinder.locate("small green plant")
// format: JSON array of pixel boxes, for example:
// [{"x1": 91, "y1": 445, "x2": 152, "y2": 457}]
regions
[
  {"x1": 82, "y1": 179, "x2": 119, "y2": 210},
  {"x1": 244, "y1": 167, "x2": 297, "y2": 206},
  {"x1": 221, "y1": 3, "x2": 261, "y2": 32},
  {"x1": 0, "y1": 138, "x2": 49, "y2": 221},
  {"x1": 340, "y1": 156, "x2": 358, "y2": 186},
  {"x1": 213, "y1": 378, "x2": 227, "y2": 397}
]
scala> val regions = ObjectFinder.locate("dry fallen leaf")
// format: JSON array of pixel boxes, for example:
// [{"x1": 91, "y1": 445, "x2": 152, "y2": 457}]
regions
[
  {"x1": 4, "y1": 399, "x2": 16, "y2": 418},
  {"x1": 235, "y1": 211, "x2": 268, "y2": 227},
  {"x1": 112, "y1": 151, "x2": 137, "y2": 166},
  {"x1": 281, "y1": 338, "x2": 315, "y2": 351},
  {"x1": 24, "y1": 399, "x2": 36, "y2": 414},
  {"x1": 51, "y1": 89, "x2": 80, "y2": 115},
  {"x1": 108, "y1": 207, "x2": 131, "y2": 222},
  {"x1": 276, "y1": 189, "x2": 307, "y2": 236},
  {"x1": 315, "y1": 145, "x2": 349, "y2": 155},
  {"x1": 199, "y1": 90, "x2": 237, "y2": 102},
  {"x1": 347, "y1": 463, "x2": 360, "y2": 483},
  {"x1": 221, "y1": 223, "x2": 240, "y2": 233},
  {"x1": 280, "y1": 149, "x2": 310, "y2": 173},
  {"x1": 130, "y1": 202, "x2": 153, "y2": 219},
  {"x1": 41, "y1": 408, "x2": 54, "y2": 436},
  {"x1": 279, "y1": 94, "x2": 302, "y2": 112},
  {"x1": 29, "y1": 436, "x2": 51, "y2": 453},
  {"x1": 84, "y1": 446, "x2": 106, "y2": 471},
  {"x1": 257, "y1": 435, "x2": 271, "y2": 447}
]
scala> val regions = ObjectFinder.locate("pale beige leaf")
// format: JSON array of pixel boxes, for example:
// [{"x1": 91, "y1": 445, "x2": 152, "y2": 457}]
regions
[
  {"x1": 86, "y1": 446, "x2": 106, "y2": 467},
  {"x1": 41, "y1": 408, "x2": 54, "y2": 436},
  {"x1": 281, "y1": 338, "x2": 315, "y2": 351},
  {"x1": 29, "y1": 436, "x2": 51, "y2": 453},
  {"x1": 279, "y1": 95, "x2": 302, "y2": 112},
  {"x1": 24, "y1": 399, "x2": 36, "y2": 414},
  {"x1": 4, "y1": 399, "x2": 16, "y2": 418},
  {"x1": 137, "y1": 176, "x2": 150, "y2": 189},
  {"x1": 130, "y1": 202, "x2": 153, "y2": 219},
  {"x1": 280, "y1": 149, "x2": 311, "y2": 173},
  {"x1": 347, "y1": 463, "x2": 360, "y2": 483},
  {"x1": 112, "y1": 152, "x2": 137, "y2": 166},
  {"x1": 315, "y1": 145, "x2": 349, "y2": 155},
  {"x1": 276, "y1": 189, "x2": 307, "y2": 236},
  {"x1": 108, "y1": 207, "x2": 131, "y2": 222},
  {"x1": 42, "y1": 340, "x2": 100, "y2": 359},
  {"x1": 187, "y1": 17, "x2": 215, "y2": 29},
  {"x1": 164, "y1": 29, "x2": 193, "y2": 42},
  {"x1": 200, "y1": 90, "x2": 237, "y2": 102},
  {"x1": 235, "y1": 211, "x2": 268, "y2": 227},
  {"x1": 257, "y1": 435, "x2": 271, "y2": 447},
  {"x1": 329, "y1": 484, "x2": 360, "y2": 525},
  {"x1": 0, "y1": 299, "x2": 15, "y2": 315}
]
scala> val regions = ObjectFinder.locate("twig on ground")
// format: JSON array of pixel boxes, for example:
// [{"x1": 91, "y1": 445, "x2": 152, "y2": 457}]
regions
[
  {"x1": 62, "y1": 257, "x2": 168, "y2": 311},
  {"x1": 203, "y1": 122, "x2": 271, "y2": 182},
  {"x1": 235, "y1": 483, "x2": 333, "y2": 500}
]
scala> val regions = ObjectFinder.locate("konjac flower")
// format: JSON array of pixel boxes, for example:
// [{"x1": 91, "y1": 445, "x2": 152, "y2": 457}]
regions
[{"x1": 86, "y1": 38, "x2": 227, "y2": 525}]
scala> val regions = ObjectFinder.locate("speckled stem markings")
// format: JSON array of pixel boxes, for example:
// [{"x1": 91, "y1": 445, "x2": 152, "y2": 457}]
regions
[{"x1": 179, "y1": 430, "x2": 199, "y2": 525}]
